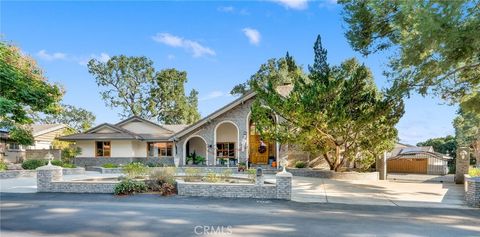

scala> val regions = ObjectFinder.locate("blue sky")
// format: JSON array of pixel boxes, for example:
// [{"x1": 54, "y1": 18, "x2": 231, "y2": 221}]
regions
[{"x1": 1, "y1": 0, "x2": 457, "y2": 145}]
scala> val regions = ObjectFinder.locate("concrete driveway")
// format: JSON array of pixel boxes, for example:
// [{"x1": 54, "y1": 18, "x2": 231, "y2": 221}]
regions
[{"x1": 292, "y1": 174, "x2": 467, "y2": 209}]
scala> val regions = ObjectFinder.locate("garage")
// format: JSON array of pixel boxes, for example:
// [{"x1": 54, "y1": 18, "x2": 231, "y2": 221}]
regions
[{"x1": 387, "y1": 146, "x2": 452, "y2": 175}]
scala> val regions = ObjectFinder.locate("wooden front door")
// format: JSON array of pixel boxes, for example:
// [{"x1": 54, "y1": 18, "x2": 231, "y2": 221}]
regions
[{"x1": 249, "y1": 134, "x2": 269, "y2": 164}]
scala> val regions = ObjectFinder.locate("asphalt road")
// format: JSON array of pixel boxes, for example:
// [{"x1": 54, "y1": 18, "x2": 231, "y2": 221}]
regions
[{"x1": 1, "y1": 193, "x2": 479, "y2": 237}]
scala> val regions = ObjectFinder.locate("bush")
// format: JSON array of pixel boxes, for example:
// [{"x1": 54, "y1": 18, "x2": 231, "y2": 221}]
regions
[
  {"x1": 51, "y1": 160, "x2": 63, "y2": 166},
  {"x1": 204, "y1": 172, "x2": 220, "y2": 183},
  {"x1": 122, "y1": 162, "x2": 147, "y2": 178},
  {"x1": 149, "y1": 168, "x2": 176, "y2": 186},
  {"x1": 22, "y1": 159, "x2": 47, "y2": 170},
  {"x1": 295, "y1": 161, "x2": 307, "y2": 168},
  {"x1": 184, "y1": 167, "x2": 201, "y2": 182},
  {"x1": 0, "y1": 160, "x2": 7, "y2": 171},
  {"x1": 62, "y1": 163, "x2": 77, "y2": 168},
  {"x1": 102, "y1": 163, "x2": 119, "y2": 168},
  {"x1": 114, "y1": 179, "x2": 147, "y2": 195},
  {"x1": 469, "y1": 168, "x2": 480, "y2": 177},
  {"x1": 160, "y1": 183, "x2": 176, "y2": 196},
  {"x1": 221, "y1": 169, "x2": 232, "y2": 181},
  {"x1": 246, "y1": 169, "x2": 256, "y2": 182}
]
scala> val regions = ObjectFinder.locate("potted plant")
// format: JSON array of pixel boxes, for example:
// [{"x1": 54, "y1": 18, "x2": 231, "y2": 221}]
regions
[
  {"x1": 195, "y1": 155, "x2": 206, "y2": 165},
  {"x1": 238, "y1": 162, "x2": 246, "y2": 172},
  {"x1": 186, "y1": 155, "x2": 194, "y2": 165}
]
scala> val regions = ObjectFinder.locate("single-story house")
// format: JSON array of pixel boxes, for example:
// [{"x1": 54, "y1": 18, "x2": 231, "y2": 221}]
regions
[
  {"x1": 2, "y1": 124, "x2": 68, "y2": 163},
  {"x1": 387, "y1": 145, "x2": 452, "y2": 175},
  {"x1": 60, "y1": 90, "x2": 293, "y2": 168}
]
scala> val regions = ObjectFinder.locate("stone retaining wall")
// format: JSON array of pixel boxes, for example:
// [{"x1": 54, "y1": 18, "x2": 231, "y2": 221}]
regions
[
  {"x1": 287, "y1": 168, "x2": 379, "y2": 181},
  {"x1": 62, "y1": 167, "x2": 85, "y2": 175},
  {"x1": 74, "y1": 157, "x2": 174, "y2": 167},
  {"x1": 87, "y1": 166, "x2": 124, "y2": 174},
  {"x1": 465, "y1": 175, "x2": 480, "y2": 208},
  {"x1": 174, "y1": 166, "x2": 238, "y2": 174},
  {"x1": 177, "y1": 171, "x2": 292, "y2": 200},
  {"x1": 37, "y1": 165, "x2": 117, "y2": 193},
  {"x1": 0, "y1": 170, "x2": 36, "y2": 179}
]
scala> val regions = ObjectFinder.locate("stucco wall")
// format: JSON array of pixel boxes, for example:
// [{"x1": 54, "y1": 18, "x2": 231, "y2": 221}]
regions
[
  {"x1": 187, "y1": 137, "x2": 207, "y2": 158},
  {"x1": 77, "y1": 140, "x2": 147, "y2": 158},
  {"x1": 76, "y1": 141, "x2": 94, "y2": 157},
  {"x1": 216, "y1": 123, "x2": 238, "y2": 143}
]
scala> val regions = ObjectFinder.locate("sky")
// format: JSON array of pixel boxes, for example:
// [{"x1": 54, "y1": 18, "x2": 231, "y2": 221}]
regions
[{"x1": 1, "y1": 0, "x2": 458, "y2": 145}]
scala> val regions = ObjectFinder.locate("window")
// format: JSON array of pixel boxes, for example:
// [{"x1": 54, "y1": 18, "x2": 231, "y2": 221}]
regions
[
  {"x1": 216, "y1": 142, "x2": 235, "y2": 158},
  {"x1": 148, "y1": 142, "x2": 173, "y2": 157},
  {"x1": 96, "y1": 141, "x2": 111, "y2": 157},
  {"x1": 7, "y1": 143, "x2": 20, "y2": 150}
]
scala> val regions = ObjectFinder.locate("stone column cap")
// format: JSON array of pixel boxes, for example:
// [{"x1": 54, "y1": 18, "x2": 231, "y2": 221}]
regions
[
  {"x1": 276, "y1": 171, "x2": 293, "y2": 177},
  {"x1": 36, "y1": 165, "x2": 63, "y2": 170}
]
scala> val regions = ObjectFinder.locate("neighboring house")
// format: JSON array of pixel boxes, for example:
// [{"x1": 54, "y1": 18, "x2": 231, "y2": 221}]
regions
[
  {"x1": 60, "y1": 91, "x2": 293, "y2": 168},
  {"x1": 2, "y1": 124, "x2": 68, "y2": 163},
  {"x1": 387, "y1": 144, "x2": 452, "y2": 175}
]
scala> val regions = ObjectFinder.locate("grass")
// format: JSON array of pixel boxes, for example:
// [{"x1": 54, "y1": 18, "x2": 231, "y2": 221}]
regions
[{"x1": 468, "y1": 167, "x2": 480, "y2": 177}]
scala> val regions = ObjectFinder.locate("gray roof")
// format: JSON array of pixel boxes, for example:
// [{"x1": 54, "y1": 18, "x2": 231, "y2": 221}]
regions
[
  {"x1": 163, "y1": 125, "x2": 189, "y2": 133},
  {"x1": 31, "y1": 124, "x2": 67, "y2": 136}
]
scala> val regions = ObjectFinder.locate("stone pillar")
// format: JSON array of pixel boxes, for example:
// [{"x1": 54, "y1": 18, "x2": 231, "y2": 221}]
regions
[
  {"x1": 276, "y1": 171, "x2": 292, "y2": 200},
  {"x1": 376, "y1": 154, "x2": 387, "y2": 180},
  {"x1": 36, "y1": 165, "x2": 63, "y2": 192},
  {"x1": 455, "y1": 147, "x2": 470, "y2": 184},
  {"x1": 255, "y1": 174, "x2": 264, "y2": 186},
  {"x1": 465, "y1": 176, "x2": 480, "y2": 208}
]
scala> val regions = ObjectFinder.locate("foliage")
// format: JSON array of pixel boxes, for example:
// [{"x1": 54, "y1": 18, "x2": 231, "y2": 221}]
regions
[
  {"x1": 454, "y1": 107, "x2": 480, "y2": 163},
  {"x1": 246, "y1": 169, "x2": 256, "y2": 182},
  {"x1": 0, "y1": 160, "x2": 7, "y2": 171},
  {"x1": 339, "y1": 0, "x2": 480, "y2": 111},
  {"x1": 122, "y1": 162, "x2": 148, "y2": 178},
  {"x1": 62, "y1": 163, "x2": 76, "y2": 168},
  {"x1": 38, "y1": 104, "x2": 95, "y2": 132},
  {"x1": 0, "y1": 41, "x2": 63, "y2": 145},
  {"x1": 417, "y1": 135, "x2": 457, "y2": 158},
  {"x1": 159, "y1": 183, "x2": 176, "y2": 196},
  {"x1": 221, "y1": 169, "x2": 233, "y2": 180},
  {"x1": 102, "y1": 163, "x2": 119, "y2": 168},
  {"x1": 21, "y1": 159, "x2": 47, "y2": 170},
  {"x1": 249, "y1": 35, "x2": 403, "y2": 171},
  {"x1": 49, "y1": 159, "x2": 77, "y2": 168},
  {"x1": 50, "y1": 129, "x2": 82, "y2": 164},
  {"x1": 50, "y1": 160, "x2": 63, "y2": 166},
  {"x1": 186, "y1": 155, "x2": 194, "y2": 164},
  {"x1": 149, "y1": 168, "x2": 176, "y2": 186},
  {"x1": 114, "y1": 179, "x2": 147, "y2": 195},
  {"x1": 184, "y1": 167, "x2": 201, "y2": 182},
  {"x1": 87, "y1": 56, "x2": 200, "y2": 124},
  {"x1": 194, "y1": 155, "x2": 206, "y2": 165},
  {"x1": 204, "y1": 172, "x2": 220, "y2": 183},
  {"x1": 294, "y1": 161, "x2": 307, "y2": 168},
  {"x1": 469, "y1": 168, "x2": 480, "y2": 177}
]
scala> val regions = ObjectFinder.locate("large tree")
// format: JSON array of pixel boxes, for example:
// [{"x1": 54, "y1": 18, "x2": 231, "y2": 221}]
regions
[
  {"x1": 38, "y1": 104, "x2": 96, "y2": 132},
  {"x1": 454, "y1": 106, "x2": 480, "y2": 165},
  {"x1": 0, "y1": 41, "x2": 63, "y2": 145},
  {"x1": 250, "y1": 36, "x2": 404, "y2": 171},
  {"x1": 339, "y1": 0, "x2": 480, "y2": 113},
  {"x1": 417, "y1": 135, "x2": 457, "y2": 158},
  {"x1": 87, "y1": 56, "x2": 200, "y2": 124}
]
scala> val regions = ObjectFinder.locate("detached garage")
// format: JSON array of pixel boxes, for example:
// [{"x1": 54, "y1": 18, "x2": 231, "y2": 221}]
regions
[{"x1": 387, "y1": 146, "x2": 452, "y2": 175}]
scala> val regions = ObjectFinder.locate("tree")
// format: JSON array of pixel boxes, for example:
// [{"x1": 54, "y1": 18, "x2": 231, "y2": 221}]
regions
[
  {"x1": 454, "y1": 106, "x2": 480, "y2": 165},
  {"x1": 339, "y1": 0, "x2": 480, "y2": 112},
  {"x1": 39, "y1": 104, "x2": 96, "y2": 132},
  {"x1": 250, "y1": 35, "x2": 404, "y2": 171},
  {"x1": 417, "y1": 135, "x2": 457, "y2": 158},
  {"x1": 87, "y1": 56, "x2": 200, "y2": 124},
  {"x1": 0, "y1": 41, "x2": 63, "y2": 145}
]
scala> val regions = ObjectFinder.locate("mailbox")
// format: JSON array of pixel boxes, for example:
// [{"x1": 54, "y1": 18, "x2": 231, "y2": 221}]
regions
[{"x1": 256, "y1": 167, "x2": 263, "y2": 177}]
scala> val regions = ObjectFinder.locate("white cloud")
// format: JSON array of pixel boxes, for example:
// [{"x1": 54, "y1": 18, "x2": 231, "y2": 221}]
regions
[
  {"x1": 242, "y1": 28, "x2": 261, "y2": 45},
  {"x1": 78, "y1": 52, "x2": 110, "y2": 65},
  {"x1": 200, "y1": 90, "x2": 232, "y2": 101},
  {"x1": 167, "y1": 54, "x2": 175, "y2": 60},
  {"x1": 272, "y1": 0, "x2": 309, "y2": 10},
  {"x1": 152, "y1": 33, "x2": 216, "y2": 58},
  {"x1": 218, "y1": 6, "x2": 234, "y2": 12},
  {"x1": 36, "y1": 50, "x2": 67, "y2": 61}
]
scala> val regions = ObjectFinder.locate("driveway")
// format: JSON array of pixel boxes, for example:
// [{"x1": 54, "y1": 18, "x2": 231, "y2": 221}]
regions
[
  {"x1": 292, "y1": 174, "x2": 466, "y2": 209},
  {"x1": 1, "y1": 193, "x2": 480, "y2": 237}
]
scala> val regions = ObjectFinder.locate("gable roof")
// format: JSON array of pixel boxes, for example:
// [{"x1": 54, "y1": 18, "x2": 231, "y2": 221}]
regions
[
  {"x1": 173, "y1": 91, "x2": 257, "y2": 139},
  {"x1": 115, "y1": 116, "x2": 175, "y2": 133},
  {"x1": 31, "y1": 124, "x2": 67, "y2": 137}
]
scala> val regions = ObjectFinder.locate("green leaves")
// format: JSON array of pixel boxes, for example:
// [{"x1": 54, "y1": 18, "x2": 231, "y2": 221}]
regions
[
  {"x1": 339, "y1": 0, "x2": 480, "y2": 111},
  {"x1": 40, "y1": 104, "x2": 96, "y2": 132},
  {"x1": 87, "y1": 56, "x2": 200, "y2": 124}
]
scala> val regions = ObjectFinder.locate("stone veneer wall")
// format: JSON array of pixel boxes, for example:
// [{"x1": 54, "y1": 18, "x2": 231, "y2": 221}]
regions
[
  {"x1": 26, "y1": 149, "x2": 61, "y2": 160},
  {"x1": 62, "y1": 167, "x2": 85, "y2": 175},
  {"x1": 0, "y1": 170, "x2": 37, "y2": 179},
  {"x1": 464, "y1": 175, "x2": 480, "y2": 208},
  {"x1": 173, "y1": 167, "x2": 238, "y2": 174},
  {"x1": 87, "y1": 167, "x2": 124, "y2": 174},
  {"x1": 37, "y1": 165, "x2": 117, "y2": 193},
  {"x1": 286, "y1": 168, "x2": 379, "y2": 181},
  {"x1": 74, "y1": 157, "x2": 174, "y2": 167},
  {"x1": 177, "y1": 171, "x2": 292, "y2": 200}
]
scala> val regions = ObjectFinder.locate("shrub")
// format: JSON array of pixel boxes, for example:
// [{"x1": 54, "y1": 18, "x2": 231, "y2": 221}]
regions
[
  {"x1": 114, "y1": 179, "x2": 147, "y2": 195},
  {"x1": 0, "y1": 160, "x2": 7, "y2": 171},
  {"x1": 184, "y1": 167, "x2": 201, "y2": 182},
  {"x1": 246, "y1": 169, "x2": 256, "y2": 182},
  {"x1": 295, "y1": 161, "x2": 307, "y2": 168},
  {"x1": 102, "y1": 163, "x2": 119, "y2": 168},
  {"x1": 22, "y1": 159, "x2": 47, "y2": 170},
  {"x1": 204, "y1": 172, "x2": 220, "y2": 183},
  {"x1": 123, "y1": 162, "x2": 148, "y2": 178},
  {"x1": 221, "y1": 169, "x2": 233, "y2": 181},
  {"x1": 149, "y1": 168, "x2": 176, "y2": 186},
  {"x1": 159, "y1": 183, "x2": 176, "y2": 196},
  {"x1": 194, "y1": 155, "x2": 206, "y2": 165},
  {"x1": 62, "y1": 163, "x2": 77, "y2": 168},
  {"x1": 51, "y1": 160, "x2": 63, "y2": 166},
  {"x1": 469, "y1": 168, "x2": 480, "y2": 177}
]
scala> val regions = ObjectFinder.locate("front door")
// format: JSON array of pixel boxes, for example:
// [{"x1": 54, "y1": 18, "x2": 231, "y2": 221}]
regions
[{"x1": 249, "y1": 134, "x2": 269, "y2": 164}]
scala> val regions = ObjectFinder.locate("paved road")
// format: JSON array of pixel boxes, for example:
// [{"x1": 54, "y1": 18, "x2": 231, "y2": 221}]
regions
[{"x1": 1, "y1": 193, "x2": 479, "y2": 237}]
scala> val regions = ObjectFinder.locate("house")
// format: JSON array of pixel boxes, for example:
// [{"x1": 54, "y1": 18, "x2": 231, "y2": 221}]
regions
[
  {"x1": 2, "y1": 124, "x2": 68, "y2": 163},
  {"x1": 387, "y1": 144, "x2": 452, "y2": 175},
  {"x1": 60, "y1": 91, "x2": 291, "y2": 168}
]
